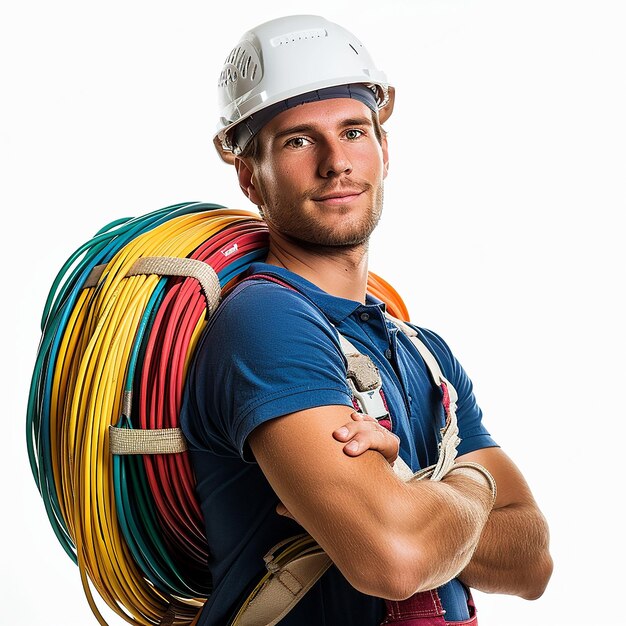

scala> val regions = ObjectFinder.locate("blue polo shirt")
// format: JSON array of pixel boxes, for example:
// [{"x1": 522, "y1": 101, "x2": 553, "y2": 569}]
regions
[{"x1": 180, "y1": 262, "x2": 497, "y2": 625}]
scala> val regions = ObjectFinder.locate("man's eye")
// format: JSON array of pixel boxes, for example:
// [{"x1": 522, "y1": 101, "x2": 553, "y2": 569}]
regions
[
  {"x1": 286, "y1": 137, "x2": 311, "y2": 148},
  {"x1": 345, "y1": 129, "x2": 364, "y2": 140}
]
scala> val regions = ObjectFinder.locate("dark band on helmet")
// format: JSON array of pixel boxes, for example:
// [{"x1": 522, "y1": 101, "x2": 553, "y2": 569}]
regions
[{"x1": 231, "y1": 83, "x2": 379, "y2": 155}]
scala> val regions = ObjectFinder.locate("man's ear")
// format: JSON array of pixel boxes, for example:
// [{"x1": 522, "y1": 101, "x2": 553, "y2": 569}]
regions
[{"x1": 234, "y1": 157, "x2": 263, "y2": 206}]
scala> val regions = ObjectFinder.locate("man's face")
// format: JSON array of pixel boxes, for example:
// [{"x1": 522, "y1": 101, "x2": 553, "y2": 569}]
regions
[{"x1": 237, "y1": 98, "x2": 389, "y2": 248}]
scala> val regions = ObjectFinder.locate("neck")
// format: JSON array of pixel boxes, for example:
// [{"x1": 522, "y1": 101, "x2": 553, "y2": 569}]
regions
[{"x1": 264, "y1": 230, "x2": 370, "y2": 303}]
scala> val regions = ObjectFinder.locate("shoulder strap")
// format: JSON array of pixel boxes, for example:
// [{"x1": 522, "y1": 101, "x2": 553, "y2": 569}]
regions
[{"x1": 385, "y1": 313, "x2": 461, "y2": 482}]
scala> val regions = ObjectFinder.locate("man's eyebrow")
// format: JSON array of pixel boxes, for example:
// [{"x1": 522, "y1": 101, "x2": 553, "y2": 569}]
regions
[
  {"x1": 273, "y1": 124, "x2": 317, "y2": 139},
  {"x1": 339, "y1": 116, "x2": 374, "y2": 128},
  {"x1": 272, "y1": 116, "x2": 374, "y2": 140}
]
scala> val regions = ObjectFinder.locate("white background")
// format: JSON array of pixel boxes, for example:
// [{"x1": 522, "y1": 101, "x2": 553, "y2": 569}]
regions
[{"x1": 1, "y1": 1, "x2": 624, "y2": 625}]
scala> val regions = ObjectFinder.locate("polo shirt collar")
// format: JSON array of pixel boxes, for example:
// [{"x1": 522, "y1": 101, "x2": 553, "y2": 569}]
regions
[{"x1": 246, "y1": 262, "x2": 386, "y2": 324}]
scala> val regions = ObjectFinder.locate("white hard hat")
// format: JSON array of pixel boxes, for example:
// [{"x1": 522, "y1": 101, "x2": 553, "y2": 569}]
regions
[{"x1": 214, "y1": 14, "x2": 395, "y2": 163}]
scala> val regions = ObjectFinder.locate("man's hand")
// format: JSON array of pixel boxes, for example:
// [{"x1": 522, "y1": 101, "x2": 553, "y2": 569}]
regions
[
  {"x1": 332, "y1": 412, "x2": 400, "y2": 464},
  {"x1": 276, "y1": 412, "x2": 399, "y2": 521}
]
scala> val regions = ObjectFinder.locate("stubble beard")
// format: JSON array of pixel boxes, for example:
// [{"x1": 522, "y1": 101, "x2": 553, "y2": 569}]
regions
[{"x1": 258, "y1": 180, "x2": 385, "y2": 250}]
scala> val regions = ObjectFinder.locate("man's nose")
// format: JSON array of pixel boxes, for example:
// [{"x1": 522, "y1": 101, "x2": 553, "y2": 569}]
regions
[{"x1": 318, "y1": 139, "x2": 352, "y2": 178}]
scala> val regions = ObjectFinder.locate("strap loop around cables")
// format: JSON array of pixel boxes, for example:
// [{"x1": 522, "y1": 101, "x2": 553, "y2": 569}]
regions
[
  {"x1": 82, "y1": 257, "x2": 222, "y2": 317},
  {"x1": 109, "y1": 425, "x2": 188, "y2": 455},
  {"x1": 128, "y1": 256, "x2": 222, "y2": 317},
  {"x1": 83, "y1": 264, "x2": 106, "y2": 288}
]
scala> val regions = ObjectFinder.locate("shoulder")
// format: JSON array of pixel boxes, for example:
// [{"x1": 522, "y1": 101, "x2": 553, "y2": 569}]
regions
[
  {"x1": 210, "y1": 277, "x2": 341, "y2": 350},
  {"x1": 187, "y1": 277, "x2": 355, "y2": 456},
  {"x1": 399, "y1": 322, "x2": 461, "y2": 379},
  {"x1": 400, "y1": 321, "x2": 498, "y2": 452}
]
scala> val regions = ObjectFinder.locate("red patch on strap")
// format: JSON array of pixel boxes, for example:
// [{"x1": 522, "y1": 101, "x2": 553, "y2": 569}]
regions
[{"x1": 440, "y1": 382, "x2": 450, "y2": 417}]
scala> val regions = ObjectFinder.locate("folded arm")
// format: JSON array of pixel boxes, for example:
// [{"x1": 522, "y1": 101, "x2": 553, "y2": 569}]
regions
[
  {"x1": 456, "y1": 446, "x2": 553, "y2": 599},
  {"x1": 249, "y1": 404, "x2": 494, "y2": 600}
]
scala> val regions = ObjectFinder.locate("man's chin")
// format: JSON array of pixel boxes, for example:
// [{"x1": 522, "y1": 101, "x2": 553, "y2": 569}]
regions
[
  {"x1": 264, "y1": 202, "x2": 382, "y2": 250},
  {"x1": 284, "y1": 225, "x2": 375, "y2": 250}
]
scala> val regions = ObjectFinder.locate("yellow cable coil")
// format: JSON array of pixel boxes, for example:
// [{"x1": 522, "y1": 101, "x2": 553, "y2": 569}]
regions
[{"x1": 49, "y1": 209, "x2": 262, "y2": 626}]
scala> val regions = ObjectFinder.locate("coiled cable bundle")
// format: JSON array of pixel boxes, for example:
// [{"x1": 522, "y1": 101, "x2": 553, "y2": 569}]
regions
[{"x1": 26, "y1": 201, "x2": 410, "y2": 625}]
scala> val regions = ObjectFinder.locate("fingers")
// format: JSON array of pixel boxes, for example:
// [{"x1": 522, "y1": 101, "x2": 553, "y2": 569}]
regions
[
  {"x1": 333, "y1": 412, "x2": 377, "y2": 439},
  {"x1": 333, "y1": 412, "x2": 400, "y2": 464},
  {"x1": 333, "y1": 412, "x2": 388, "y2": 442}
]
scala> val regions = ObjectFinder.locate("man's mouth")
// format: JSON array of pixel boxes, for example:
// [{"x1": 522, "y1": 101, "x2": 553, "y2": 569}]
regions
[{"x1": 311, "y1": 188, "x2": 366, "y2": 204}]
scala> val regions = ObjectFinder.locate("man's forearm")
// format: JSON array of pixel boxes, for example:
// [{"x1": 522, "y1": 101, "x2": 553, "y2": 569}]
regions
[
  {"x1": 452, "y1": 448, "x2": 553, "y2": 600},
  {"x1": 386, "y1": 465, "x2": 495, "y2": 597},
  {"x1": 459, "y1": 500, "x2": 553, "y2": 599}
]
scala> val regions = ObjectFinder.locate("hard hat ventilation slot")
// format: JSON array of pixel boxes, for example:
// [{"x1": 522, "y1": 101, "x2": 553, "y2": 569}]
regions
[
  {"x1": 270, "y1": 28, "x2": 328, "y2": 47},
  {"x1": 219, "y1": 44, "x2": 260, "y2": 87},
  {"x1": 242, "y1": 55, "x2": 251, "y2": 78}
]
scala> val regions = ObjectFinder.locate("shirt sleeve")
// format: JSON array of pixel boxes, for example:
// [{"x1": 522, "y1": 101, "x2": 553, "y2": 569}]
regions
[
  {"x1": 187, "y1": 280, "x2": 355, "y2": 460},
  {"x1": 416, "y1": 327, "x2": 498, "y2": 456}
]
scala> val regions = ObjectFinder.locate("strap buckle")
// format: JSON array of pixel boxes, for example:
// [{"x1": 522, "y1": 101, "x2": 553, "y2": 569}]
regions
[{"x1": 346, "y1": 378, "x2": 388, "y2": 420}]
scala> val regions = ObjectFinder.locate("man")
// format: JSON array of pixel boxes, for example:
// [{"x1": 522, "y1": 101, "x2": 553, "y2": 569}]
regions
[{"x1": 181, "y1": 14, "x2": 552, "y2": 625}]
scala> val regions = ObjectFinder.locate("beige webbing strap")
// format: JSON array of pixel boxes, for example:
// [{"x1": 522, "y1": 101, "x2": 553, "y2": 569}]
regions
[
  {"x1": 336, "y1": 333, "x2": 358, "y2": 356},
  {"x1": 337, "y1": 334, "x2": 413, "y2": 479},
  {"x1": 109, "y1": 425, "x2": 188, "y2": 455},
  {"x1": 429, "y1": 421, "x2": 461, "y2": 481},
  {"x1": 82, "y1": 257, "x2": 222, "y2": 316},
  {"x1": 385, "y1": 315, "x2": 449, "y2": 390},
  {"x1": 121, "y1": 390, "x2": 132, "y2": 418},
  {"x1": 337, "y1": 332, "x2": 388, "y2": 419},
  {"x1": 83, "y1": 264, "x2": 106, "y2": 288},
  {"x1": 238, "y1": 552, "x2": 332, "y2": 626},
  {"x1": 337, "y1": 334, "x2": 380, "y2": 390},
  {"x1": 128, "y1": 256, "x2": 222, "y2": 316},
  {"x1": 109, "y1": 390, "x2": 189, "y2": 456},
  {"x1": 385, "y1": 313, "x2": 461, "y2": 482},
  {"x1": 232, "y1": 536, "x2": 332, "y2": 626}
]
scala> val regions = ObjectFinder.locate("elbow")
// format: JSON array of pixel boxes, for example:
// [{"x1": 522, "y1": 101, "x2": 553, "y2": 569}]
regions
[
  {"x1": 344, "y1": 541, "x2": 433, "y2": 601},
  {"x1": 520, "y1": 552, "x2": 554, "y2": 601},
  {"x1": 349, "y1": 566, "x2": 421, "y2": 602}
]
